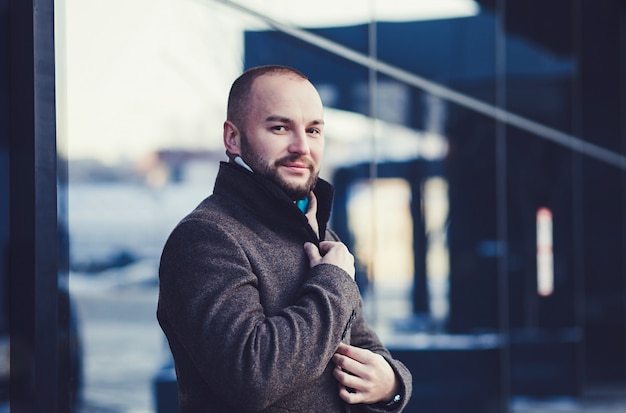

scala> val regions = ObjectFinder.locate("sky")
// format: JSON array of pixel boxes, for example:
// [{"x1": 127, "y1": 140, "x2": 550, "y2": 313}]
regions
[{"x1": 55, "y1": 0, "x2": 478, "y2": 163}]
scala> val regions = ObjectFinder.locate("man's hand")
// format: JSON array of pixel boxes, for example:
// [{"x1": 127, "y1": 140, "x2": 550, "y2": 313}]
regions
[
  {"x1": 332, "y1": 343, "x2": 399, "y2": 405},
  {"x1": 303, "y1": 241, "x2": 355, "y2": 280}
]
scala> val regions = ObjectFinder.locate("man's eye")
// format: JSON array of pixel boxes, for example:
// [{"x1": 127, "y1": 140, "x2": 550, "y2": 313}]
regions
[
  {"x1": 272, "y1": 125, "x2": 287, "y2": 132},
  {"x1": 307, "y1": 128, "x2": 321, "y2": 135}
]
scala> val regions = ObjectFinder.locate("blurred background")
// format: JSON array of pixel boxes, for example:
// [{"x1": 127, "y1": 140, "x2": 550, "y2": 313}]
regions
[{"x1": 2, "y1": 0, "x2": 625, "y2": 412}]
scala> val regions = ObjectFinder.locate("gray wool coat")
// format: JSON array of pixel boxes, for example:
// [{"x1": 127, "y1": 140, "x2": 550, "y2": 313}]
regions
[{"x1": 157, "y1": 162, "x2": 412, "y2": 412}]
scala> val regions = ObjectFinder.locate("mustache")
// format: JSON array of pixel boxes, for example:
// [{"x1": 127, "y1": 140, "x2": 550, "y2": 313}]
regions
[{"x1": 274, "y1": 154, "x2": 315, "y2": 170}]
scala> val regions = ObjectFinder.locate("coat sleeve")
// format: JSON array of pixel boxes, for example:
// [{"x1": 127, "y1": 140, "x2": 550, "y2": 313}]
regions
[
  {"x1": 325, "y1": 227, "x2": 413, "y2": 412},
  {"x1": 157, "y1": 218, "x2": 361, "y2": 411}
]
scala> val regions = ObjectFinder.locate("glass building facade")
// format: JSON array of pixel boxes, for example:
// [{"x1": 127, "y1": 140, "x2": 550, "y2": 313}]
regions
[{"x1": 1, "y1": 0, "x2": 625, "y2": 411}]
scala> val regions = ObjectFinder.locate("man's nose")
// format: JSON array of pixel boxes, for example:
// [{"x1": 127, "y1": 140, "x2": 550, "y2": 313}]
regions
[{"x1": 288, "y1": 130, "x2": 311, "y2": 155}]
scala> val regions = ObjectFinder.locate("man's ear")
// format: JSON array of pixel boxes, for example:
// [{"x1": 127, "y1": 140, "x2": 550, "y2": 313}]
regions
[{"x1": 223, "y1": 120, "x2": 241, "y2": 155}]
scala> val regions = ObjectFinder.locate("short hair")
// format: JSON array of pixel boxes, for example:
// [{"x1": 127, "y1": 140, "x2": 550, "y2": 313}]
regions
[{"x1": 226, "y1": 65, "x2": 308, "y2": 130}]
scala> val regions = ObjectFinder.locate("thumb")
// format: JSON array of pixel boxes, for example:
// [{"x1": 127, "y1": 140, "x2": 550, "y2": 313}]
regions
[{"x1": 304, "y1": 242, "x2": 322, "y2": 267}]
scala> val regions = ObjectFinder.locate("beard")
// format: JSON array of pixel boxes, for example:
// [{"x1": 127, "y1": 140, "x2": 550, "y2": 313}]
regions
[{"x1": 240, "y1": 134, "x2": 318, "y2": 200}]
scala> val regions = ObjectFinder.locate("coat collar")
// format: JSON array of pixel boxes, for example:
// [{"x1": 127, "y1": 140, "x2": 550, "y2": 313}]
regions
[{"x1": 213, "y1": 162, "x2": 334, "y2": 238}]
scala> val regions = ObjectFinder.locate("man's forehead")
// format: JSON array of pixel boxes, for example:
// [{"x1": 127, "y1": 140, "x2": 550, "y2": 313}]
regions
[
  {"x1": 252, "y1": 72, "x2": 307, "y2": 93},
  {"x1": 249, "y1": 76, "x2": 323, "y2": 116}
]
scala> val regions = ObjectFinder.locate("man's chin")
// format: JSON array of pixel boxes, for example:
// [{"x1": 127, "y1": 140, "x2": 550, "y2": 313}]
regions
[
  {"x1": 281, "y1": 184, "x2": 311, "y2": 200},
  {"x1": 257, "y1": 168, "x2": 317, "y2": 199},
  {"x1": 277, "y1": 177, "x2": 315, "y2": 200}
]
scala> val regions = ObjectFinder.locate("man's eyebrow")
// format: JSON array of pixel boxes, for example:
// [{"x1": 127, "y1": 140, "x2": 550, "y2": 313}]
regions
[
  {"x1": 265, "y1": 115, "x2": 292, "y2": 123},
  {"x1": 264, "y1": 115, "x2": 324, "y2": 126}
]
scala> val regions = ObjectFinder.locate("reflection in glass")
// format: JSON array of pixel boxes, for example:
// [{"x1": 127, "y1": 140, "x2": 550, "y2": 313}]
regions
[{"x1": 55, "y1": 0, "x2": 626, "y2": 411}]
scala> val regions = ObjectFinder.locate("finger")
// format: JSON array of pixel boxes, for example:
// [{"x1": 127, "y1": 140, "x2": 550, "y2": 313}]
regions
[
  {"x1": 335, "y1": 342, "x2": 351, "y2": 355},
  {"x1": 303, "y1": 241, "x2": 317, "y2": 255},
  {"x1": 335, "y1": 367, "x2": 364, "y2": 403},
  {"x1": 318, "y1": 240, "x2": 334, "y2": 255},
  {"x1": 303, "y1": 242, "x2": 322, "y2": 266},
  {"x1": 338, "y1": 385, "x2": 361, "y2": 404},
  {"x1": 332, "y1": 351, "x2": 365, "y2": 379},
  {"x1": 318, "y1": 242, "x2": 355, "y2": 279},
  {"x1": 335, "y1": 342, "x2": 369, "y2": 362},
  {"x1": 333, "y1": 365, "x2": 361, "y2": 388}
]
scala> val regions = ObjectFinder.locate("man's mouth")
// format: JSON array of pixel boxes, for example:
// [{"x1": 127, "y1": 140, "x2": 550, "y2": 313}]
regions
[
  {"x1": 277, "y1": 157, "x2": 313, "y2": 173},
  {"x1": 283, "y1": 162, "x2": 309, "y2": 169}
]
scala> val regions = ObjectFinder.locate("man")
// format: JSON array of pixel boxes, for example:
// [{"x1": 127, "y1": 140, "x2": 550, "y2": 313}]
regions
[{"x1": 157, "y1": 65, "x2": 412, "y2": 412}]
